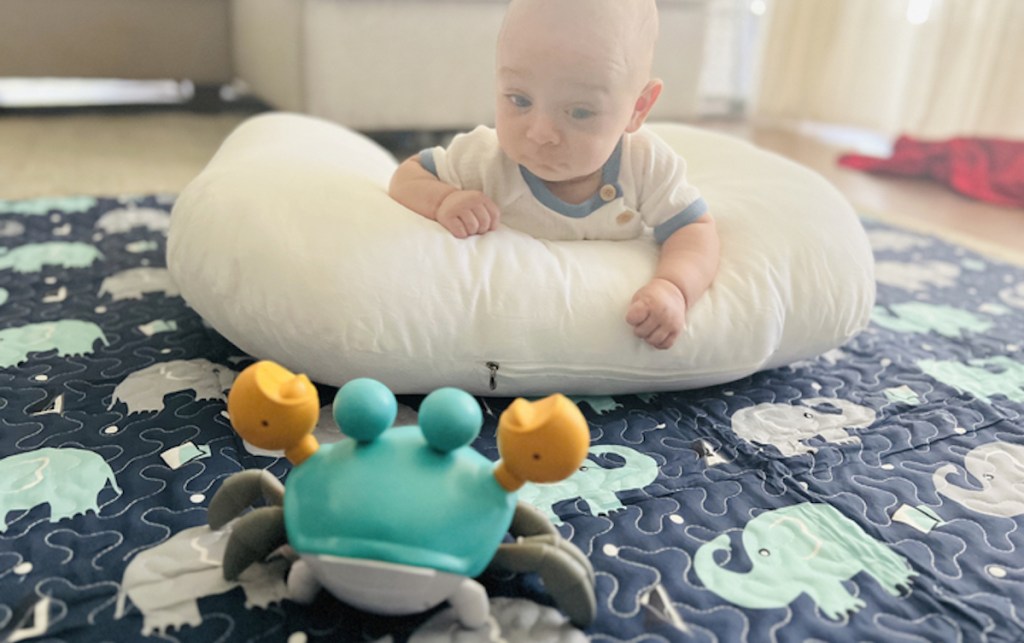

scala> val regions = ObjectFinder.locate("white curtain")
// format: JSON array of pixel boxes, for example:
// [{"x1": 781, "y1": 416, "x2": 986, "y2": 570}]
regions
[{"x1": 751, "y1": 0, "x2": 1024, "y2": 138}]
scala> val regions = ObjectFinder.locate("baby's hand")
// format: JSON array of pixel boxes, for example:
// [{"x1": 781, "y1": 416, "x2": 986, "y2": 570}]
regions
[
  {"x1": 436, "y1": 190, "x2": 501, "y2": 238},
  {"x1": 626, "y1": 278, "x2": 687, "y2": 350}
]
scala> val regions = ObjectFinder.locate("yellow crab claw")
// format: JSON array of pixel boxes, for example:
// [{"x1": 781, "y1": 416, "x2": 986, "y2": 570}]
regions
[
  {"x1": 494, "y1": 394, "x2": 589, "y2": 492},
  {"x1": 227, "y1": 361, "x2": 321, "y2": 464}
]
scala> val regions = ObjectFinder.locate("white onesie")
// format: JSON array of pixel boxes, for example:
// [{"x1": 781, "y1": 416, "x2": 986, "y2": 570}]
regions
[{"x1": 420, "y1": 125, "x2": 707, "y2": 243}]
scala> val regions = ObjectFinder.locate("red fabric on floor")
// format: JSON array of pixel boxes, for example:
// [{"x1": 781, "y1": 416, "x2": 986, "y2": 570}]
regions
[{"x1": 838, "y1": 136, "x2": 1024, "y2": 208}]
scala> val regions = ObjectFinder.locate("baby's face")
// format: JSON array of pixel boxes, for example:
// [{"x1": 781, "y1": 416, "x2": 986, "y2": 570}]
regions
[{"x1": 495, "y1": 0, "x2": 653, "y2": 185}]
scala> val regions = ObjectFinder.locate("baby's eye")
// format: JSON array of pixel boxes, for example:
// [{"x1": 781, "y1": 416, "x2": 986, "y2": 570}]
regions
[
  {"x1": 507, "y1": 94, "x2": 532, "y2": 109},
  {"x1": 569, "y1": 107, "x2": 596, "y2": 120}
]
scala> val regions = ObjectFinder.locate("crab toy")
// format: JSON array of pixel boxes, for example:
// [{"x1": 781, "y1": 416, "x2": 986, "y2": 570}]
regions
[{"x1": 208, "y1": 360, "x2": 596, "y2": 629}]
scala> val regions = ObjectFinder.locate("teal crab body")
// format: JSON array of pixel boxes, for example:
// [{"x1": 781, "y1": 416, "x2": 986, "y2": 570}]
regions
[{"x1": 285, "y1": 425, "x2": 515, "y2": 577}]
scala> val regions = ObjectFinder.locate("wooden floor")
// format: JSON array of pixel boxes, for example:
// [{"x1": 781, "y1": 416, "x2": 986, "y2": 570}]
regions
[
  {"x1": 0, "y1": 110, "x2": 255, "y2": 199},
  {"x1": 1, "y1": 108, "x2": 1021, "y2": 263}
]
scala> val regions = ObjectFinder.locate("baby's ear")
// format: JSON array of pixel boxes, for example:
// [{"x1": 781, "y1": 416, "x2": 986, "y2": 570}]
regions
[{"x1": 626, "y1": 79, "x2": 664, "y2": 133}]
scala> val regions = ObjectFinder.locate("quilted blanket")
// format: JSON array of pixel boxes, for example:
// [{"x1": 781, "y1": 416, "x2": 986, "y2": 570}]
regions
[{"x1": 0, "y1": 195, "x2": 1022, "y2": 642}]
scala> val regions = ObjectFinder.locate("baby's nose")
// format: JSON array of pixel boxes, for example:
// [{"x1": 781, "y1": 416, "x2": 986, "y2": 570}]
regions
[{"x1": 525, "y1": 112, "x2": 560, "y2": 145}]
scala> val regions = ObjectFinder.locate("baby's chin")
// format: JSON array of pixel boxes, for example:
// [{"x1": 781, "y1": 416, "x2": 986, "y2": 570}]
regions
[{"x1": 521, "y1": 161, "x2": 596, "y2": 185}]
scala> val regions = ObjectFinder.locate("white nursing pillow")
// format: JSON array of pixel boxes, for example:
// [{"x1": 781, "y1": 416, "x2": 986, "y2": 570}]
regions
[{"x1": 168, "y1": 113, "x2": 874, "y2": 395}]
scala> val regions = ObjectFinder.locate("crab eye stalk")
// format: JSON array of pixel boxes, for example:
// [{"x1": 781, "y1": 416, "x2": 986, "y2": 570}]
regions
[{"x1": 493, "y1": 394, "x2": 590, "y2": 491}]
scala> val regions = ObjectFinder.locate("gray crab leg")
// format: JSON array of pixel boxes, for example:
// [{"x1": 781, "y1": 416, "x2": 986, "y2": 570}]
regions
[
  {"x1": 489, "y1": 534, "x2": 597, "y2": 628},
  {"x1": 509, "y1": 501, "x2": 558, "y2": 538},
  {"x1": 508, "y1": 502, "x2": 595, "y2": 585},
  {"x1": 222, "y1": 506, "x2": 287, "y2": 581},
  {"x1": 208, "y1": 470, "x2": 285, "y2": 530}
]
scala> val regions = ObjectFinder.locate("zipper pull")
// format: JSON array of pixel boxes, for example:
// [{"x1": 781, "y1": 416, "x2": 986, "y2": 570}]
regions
[{"x1": 486, "y1": 361, "x2": 499, "y2": 391}]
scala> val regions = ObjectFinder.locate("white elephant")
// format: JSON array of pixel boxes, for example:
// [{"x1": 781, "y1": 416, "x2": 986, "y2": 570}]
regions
[
  {"x1": 934, "y1": 441, "x2": 1024, "y2": 517},
  {"x1": 110, "y1": 359, "x2": 237, "y2": 414},
  {"x1": 114, "y1": 522, "x2": 288, "y2": 635},
  {"x1": 730, "y1": 397, "x2": 876, "y2": 457}
]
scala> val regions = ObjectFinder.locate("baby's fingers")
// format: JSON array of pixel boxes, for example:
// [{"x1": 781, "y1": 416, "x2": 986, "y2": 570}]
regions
[
  {"x1": 646, "y1": 326, "x2": 678, "y2": 350},
  {"x1": 466, "y1": 203, "x2": 500, "y2": 235},
  {"x1": 633, "y1": 313, "x2": 676, "y2": 349},
  {"x1": 483, "y1": 198, "x2": 502, "y2": 231},
  {"x1": 632, "y1": 315, "x2": 662, "y2": 342},
  {"x1": 626, "y1": 300, "x2": 650, "y2": 327},
  {"x1": 444, "y1": 216, "x2": 469, "y2": 238},
  {"x1": 627, "y1": 303, "x2": 680, "y2": 349},
  {"x1": 460, "y1": 210, "x2": 482, "y2": 236}
]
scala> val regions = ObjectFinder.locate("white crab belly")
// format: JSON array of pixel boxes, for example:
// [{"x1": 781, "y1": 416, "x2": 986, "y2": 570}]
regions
[{"x1": 303, "y1": 555, "x2": 466, "y2": 615}]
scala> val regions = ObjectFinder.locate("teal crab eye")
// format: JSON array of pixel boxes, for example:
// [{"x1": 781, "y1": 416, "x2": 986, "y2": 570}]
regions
[
  {"x1": 333, "y1": 378, "x2": 397, "y2": 443},
  {"x1": 419, "y1": 388, "x2": 482, "y2": 453}
]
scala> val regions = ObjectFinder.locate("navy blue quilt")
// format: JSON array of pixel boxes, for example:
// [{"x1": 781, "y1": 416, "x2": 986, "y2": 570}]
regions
[{"x1": 1, "y1": 195, "x2": 1022, "y2": 642}]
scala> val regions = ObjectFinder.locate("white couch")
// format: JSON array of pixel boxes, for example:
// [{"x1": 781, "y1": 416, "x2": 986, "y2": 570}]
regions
[
  {"x1": 230, "y1": 0, "x2": 712, "y2": 131},
  {"x1": 1, "y1": 0, "x2": 711, "y2": 132}
]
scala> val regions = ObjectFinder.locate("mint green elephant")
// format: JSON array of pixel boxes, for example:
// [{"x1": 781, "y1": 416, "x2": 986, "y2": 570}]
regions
[
  {"x1": 0, "y1": 196, "x2": 97, "y2": 216},
  {"x1": 0, "y1": 447, "x2": 121, "y2": 532},
  {"x1": 919, "y1": 356, "x2": 1024, "y2": 404},
  {"x1": 0, "y1": 319, "x2": 107, "y2": 368},
  {"x1": 517, "y1": 445, "x2": 658, "y2": 525},
  {"x1": 694, "y1": 502, "x2": 915, "y2": 620},
  {"x1": 0, "y1": 241, "x2": 103, "y2": 273}
]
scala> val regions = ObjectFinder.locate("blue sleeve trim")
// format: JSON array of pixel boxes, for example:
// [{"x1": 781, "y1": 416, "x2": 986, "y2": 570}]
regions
[
  {"x1": 653, "y1": 198, "x2": 709, "y2": 244},
  {"x1": 418, "y1": 149, "x2": 438, "y2": 177}
]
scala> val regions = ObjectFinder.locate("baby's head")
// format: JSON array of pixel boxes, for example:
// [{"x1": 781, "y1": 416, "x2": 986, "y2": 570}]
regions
[{"x1": 495, "y1": 0, "x2": 662, "y2": 184}]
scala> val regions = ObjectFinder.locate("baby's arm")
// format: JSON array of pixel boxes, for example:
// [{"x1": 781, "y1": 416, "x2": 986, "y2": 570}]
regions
[
  {"x1": 626, "y1": 213, "x2": 719, "y2": 349},
  {"x1": 389, "y1": 157, "x2": 500, "y2": 238}
]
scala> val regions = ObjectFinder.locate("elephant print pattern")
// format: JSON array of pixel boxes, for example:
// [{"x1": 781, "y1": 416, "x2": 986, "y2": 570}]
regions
[
  {"x1": 934, "y1": 442, "x2": 1024, "y2": 517},
  {"x1": 516, "y1": 445, "x2": 659, "y2": 525},
  {"x1": 694, "y1": 503, "x2": 916, "y2": 620},
  {"x1": 730, "y1": 398, "x2": 876, "y2": 457},
  {"x1": 0, "y1": 447, "x2": 121, "y2": 532}
]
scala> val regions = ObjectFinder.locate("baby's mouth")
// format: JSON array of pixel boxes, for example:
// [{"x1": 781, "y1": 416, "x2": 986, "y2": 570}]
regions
[{"x1": 526, "y1": 158, "x2": 564, "y2": 177}]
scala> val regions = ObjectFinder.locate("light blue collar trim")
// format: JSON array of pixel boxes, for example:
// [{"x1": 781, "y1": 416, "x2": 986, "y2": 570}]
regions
[{"x1": 518, "y1": 140, "x2": 623, "y2": 219}]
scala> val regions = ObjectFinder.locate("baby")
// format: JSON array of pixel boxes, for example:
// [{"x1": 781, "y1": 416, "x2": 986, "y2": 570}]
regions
[{"x1": 389, "y1": 0, "x2": 719, "y2": 350}]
